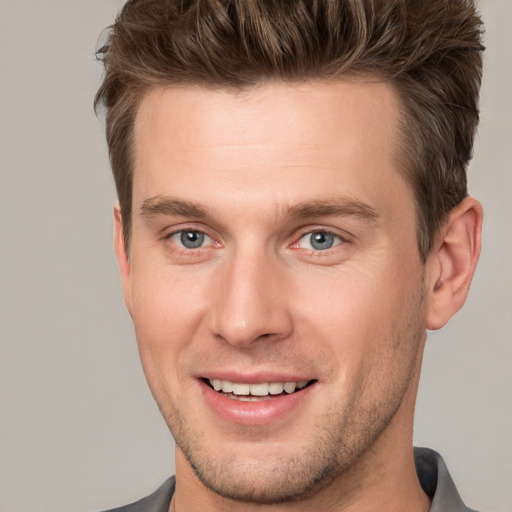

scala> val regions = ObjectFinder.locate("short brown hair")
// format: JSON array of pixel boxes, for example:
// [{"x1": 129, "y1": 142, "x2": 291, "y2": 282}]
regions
[{"x1": 95, "y1": 0, "x2": 484, "y2": 261}]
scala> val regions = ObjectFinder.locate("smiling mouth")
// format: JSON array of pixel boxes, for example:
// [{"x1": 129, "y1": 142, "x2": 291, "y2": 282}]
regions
[{"x1": 204, "y1": 378, "x2": 316, "y2": 401}]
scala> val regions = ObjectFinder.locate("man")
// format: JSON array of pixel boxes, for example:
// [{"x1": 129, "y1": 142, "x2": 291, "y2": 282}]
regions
[{"x1": 94, "y1": 1, "x2": 484, "y2": 511}]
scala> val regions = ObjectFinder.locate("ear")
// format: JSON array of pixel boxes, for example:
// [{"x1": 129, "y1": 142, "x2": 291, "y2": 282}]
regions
[
  {"x1": 426, "y1": 196, "x2": 483, "y2": 330},
  {"x1": 113, "y1": 205, "x2": 134, "y2": 317}
]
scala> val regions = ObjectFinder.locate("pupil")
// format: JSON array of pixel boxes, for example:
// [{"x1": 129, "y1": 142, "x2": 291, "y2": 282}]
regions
[
  {"x1": 181, "y1": 230, "x2": 204, "y2": 249},
  {"x1": 311, "y1": 232, "x2": 334, "y2": 250}
]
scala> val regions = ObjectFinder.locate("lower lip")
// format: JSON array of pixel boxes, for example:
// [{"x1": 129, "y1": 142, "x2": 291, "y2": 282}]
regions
[{"x1": 199, "y1": 380, "x2": 316, "y2": 426}]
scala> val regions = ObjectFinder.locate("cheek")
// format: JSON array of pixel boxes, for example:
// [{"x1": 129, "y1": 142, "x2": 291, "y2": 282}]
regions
[
  {"x1": 295, "y1": 259, "x2": 423, "y2": 373},
  {"x1": 129, "y1": 263, "x2": 209, "y2": 380},
  {"x1": 132, "y1": 258, "x2": 207, "y2": 327},
  {"x1": 297, "y1": 265, "x2": 395, "y2": 341}
]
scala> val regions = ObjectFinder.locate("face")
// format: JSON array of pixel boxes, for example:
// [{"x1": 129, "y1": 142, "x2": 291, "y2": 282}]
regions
[{"x1": 118, "y1": 81, "x2": 429, "y2": 504}]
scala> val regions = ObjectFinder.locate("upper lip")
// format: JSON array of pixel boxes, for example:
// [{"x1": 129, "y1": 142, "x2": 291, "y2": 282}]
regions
[{"x1": 198, "y1": 371, "x2": 315, "y2": 384}]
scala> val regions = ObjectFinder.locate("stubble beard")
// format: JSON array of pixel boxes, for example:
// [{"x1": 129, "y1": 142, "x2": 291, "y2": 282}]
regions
[{"x1": 157, "y1": 286, "x2": 426, "y2": 505}]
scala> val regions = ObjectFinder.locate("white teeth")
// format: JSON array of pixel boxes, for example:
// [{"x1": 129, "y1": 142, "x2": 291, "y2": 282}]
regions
[
  {"x1": 249, "y1": 383, "x2": 270, "y2": 396},
  {"x1": 231, "y1": 383, "x2": 250, "y2": 395},
  {"x1": 269, "y1": 382, "x2": 285, "y2": 395},
  {"x1": 208, "y1": 379, "x2": 310, "y2": 397},
  {"x1": 284, "y1": 382, "x2": 296, "y2": 394},
  {"x1": 221, "y1": 381, "x2": 233, "y2": 393}
]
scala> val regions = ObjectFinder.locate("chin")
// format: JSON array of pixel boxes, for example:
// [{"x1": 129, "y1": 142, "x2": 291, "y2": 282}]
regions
[{"x1": 183, "y1": 448, "x2": 343, "y2": 505}]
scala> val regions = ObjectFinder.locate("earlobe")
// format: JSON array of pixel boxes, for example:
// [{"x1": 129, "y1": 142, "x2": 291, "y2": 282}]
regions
[
  {"x1": 113, "y1": 205, "x2": 134, "y2": 316},
  {"x1": 426, "y1": 197, "x2": 483, "y2": 330}
]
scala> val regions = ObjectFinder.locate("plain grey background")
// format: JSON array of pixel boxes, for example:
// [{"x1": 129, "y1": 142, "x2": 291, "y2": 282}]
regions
[{"x1": 0, "y1": 1, "x2": 510, "y2": 511}]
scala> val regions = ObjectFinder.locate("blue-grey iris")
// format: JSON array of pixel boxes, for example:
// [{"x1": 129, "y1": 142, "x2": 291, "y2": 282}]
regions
[
  {"x1": 310, "y1": 232, "x2": 335, "y2": 250},
  {"x1": 181, "y1": 230, "x2": 204, "y2": 249}
]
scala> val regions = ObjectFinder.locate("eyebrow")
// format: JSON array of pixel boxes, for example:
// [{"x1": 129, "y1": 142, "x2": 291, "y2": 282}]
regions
[
  {"x1": 141, "y1": 196, "x2": 208, "y2": 218},
  {"x1": 139, "y1": 195, "x2": 379, "y2": 223},
  {"x1": 287, "y1": 198, "x2": 379, "y2": 222}
]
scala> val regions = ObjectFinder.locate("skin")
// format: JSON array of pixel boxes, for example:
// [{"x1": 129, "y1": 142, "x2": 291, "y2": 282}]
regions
[{"x1": 114, "y1": 80, "x2": 482, "y2": 512}]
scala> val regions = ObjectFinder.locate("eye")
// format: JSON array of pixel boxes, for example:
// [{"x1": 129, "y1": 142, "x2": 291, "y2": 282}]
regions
[
  {"x1": 297, "y1": 231, "x2": 343, "y2": 251},
  {"x1": 170, "y1": 229, "x2": 211, "y2": 249}
]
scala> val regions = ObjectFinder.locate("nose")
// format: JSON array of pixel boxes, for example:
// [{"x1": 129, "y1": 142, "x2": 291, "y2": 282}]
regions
[{"x1": 209, "y1": 250, "x2": 293, "y2": 348}]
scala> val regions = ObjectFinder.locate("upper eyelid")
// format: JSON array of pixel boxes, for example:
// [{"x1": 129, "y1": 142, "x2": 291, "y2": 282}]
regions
[
  {"x1": 294, "y1": 226, "x2": 352, "y2": 243},
  {"x1": 168, "y1": 227, "x2": 212, "y2": 238},
  {"x1": 299, "y1": 228, "x2": 344, "y2": 237},
  {"x1": 162, "y1": 224, "x2": 213, "y2": 239},
  {"x1": 160, "y1": 225, "x2": 352, "y2": 246},
  {"x1": 164, "y1": 229, "x2": 216, "y2": 252},
  {"x1": 294, "y1": 230, "x2": 345, "y2": 250},
  {"x1": 299, "y1": 230, "x2": 343, "y2": 240}
]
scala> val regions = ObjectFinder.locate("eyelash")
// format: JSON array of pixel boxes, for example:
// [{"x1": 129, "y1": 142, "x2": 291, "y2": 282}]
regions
[
  {"x1": 163, "y1": 227, "x2": 347, "y2": 256},
  {"x1": 164, "y1": 228, "x2": 217, "y2": 252},
  {"x1": 293, "y1": 230, "x2": 345, "y2": 252}
]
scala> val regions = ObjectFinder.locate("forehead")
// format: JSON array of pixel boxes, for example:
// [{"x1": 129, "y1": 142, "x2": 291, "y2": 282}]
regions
[
  {"x1": 134, "y1": 78, "x2": 400, "y2": 155},
  {"x1": 132, "y1": 80, "x2": 410, "y2": 219}
]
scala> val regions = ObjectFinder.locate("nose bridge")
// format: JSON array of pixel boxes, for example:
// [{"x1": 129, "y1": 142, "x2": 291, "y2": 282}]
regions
[{"x1": 211, "y1": 245, "x2": 292, "y2": 347}]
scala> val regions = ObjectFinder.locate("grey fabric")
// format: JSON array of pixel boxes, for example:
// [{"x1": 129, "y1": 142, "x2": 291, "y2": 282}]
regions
[
  {"x1": 101, "y1": 448, "x2": 478, "y2": 512},
  {"x1": 414, "y1": 447, "x2": 480, "y2": 512},
  {"x1": 100, "y1": 477, "x2": 175, "y2": 512}
]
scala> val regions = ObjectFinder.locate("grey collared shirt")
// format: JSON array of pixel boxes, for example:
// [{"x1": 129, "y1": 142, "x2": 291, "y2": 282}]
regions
[
  {"x1": 414, "y1": 447, "x2": 480, "y2": 512},
  {"x1": 102, "y1": 447, "x2": 480, "y2": 512}
]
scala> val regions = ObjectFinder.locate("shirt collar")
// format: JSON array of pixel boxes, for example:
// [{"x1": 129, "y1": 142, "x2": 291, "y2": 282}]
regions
[{"x1": 414, "y1": 447, "x2": 478, "y2": 512}]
